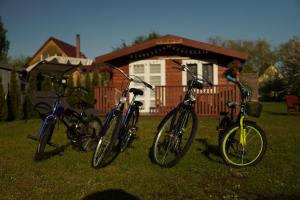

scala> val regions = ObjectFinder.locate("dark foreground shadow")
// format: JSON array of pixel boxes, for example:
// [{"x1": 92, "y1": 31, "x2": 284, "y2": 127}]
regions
[
  {"x1": 83, "y1": 189, "x2": 139, "y2": 200},
  {"x1": 196, "y1": 138, "x2": 224, "y2": 165},
  {"x1": 39, "y1": 143, "x2": 71, "y2": 160}
]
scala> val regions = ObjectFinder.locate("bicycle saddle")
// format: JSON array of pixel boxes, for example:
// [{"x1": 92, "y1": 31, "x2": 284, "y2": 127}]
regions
[
  {"x1": 188, "y1": 80, "x2": 203, "y2": 90},
  {"x1": 134, "y1": 101, "x2": 143, "y2": 107},
  {"x1": 227, "y1": 101, "x2": 238, "y2": 108},
  {"x1": 129, "y1": 88, "x2": 144, "y2": 96}
]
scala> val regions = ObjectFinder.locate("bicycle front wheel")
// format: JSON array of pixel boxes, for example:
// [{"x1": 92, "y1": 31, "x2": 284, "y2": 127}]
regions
[
  {"x1": 92, "y1": 112, "x2": 122, "y2": 168},
  {"x1": 34, "y1": 118, "x2": 56, "y2": 161},
  {"x1": 152, "y1": 106, "x2": 197, "y2": 167},
  {"x1": 220, "y1": 121, "x2": 267, "y2": 167}
]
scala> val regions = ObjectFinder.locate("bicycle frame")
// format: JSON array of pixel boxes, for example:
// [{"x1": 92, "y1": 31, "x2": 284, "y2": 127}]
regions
[{"x1": 38, "y1": 98, "x2": 64, "y2": 139}]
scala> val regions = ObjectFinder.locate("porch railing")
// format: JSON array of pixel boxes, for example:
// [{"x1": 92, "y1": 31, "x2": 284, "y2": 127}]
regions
[
  {"x1": 154, "y1": 85, "x2": 239, "y2": 117},
  {"x1": 94, "y1": 85, "x2": 239, "y2": 117},
  {"x1": 94, "y1": 86, "x2": 121, "y2": 114}
]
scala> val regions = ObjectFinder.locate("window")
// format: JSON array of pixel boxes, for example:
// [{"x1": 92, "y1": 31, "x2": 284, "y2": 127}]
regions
[
  {"x1": 150, "y1": 64, "x2": 161, "y2": 73},
  {"x1": 133, "y1": 64, "x2": 144, "y2": 73},
  {"x1": 186, "y1": 64, "x2": 197, "y2": 84},
  {"x1": 202, "y1": 63, "x2": 214, "y2": 83}
]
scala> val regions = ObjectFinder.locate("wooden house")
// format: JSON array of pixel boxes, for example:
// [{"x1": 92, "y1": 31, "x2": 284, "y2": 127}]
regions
[{"x1": 95, "y1": 35, "x2": 248, "y2": 116}]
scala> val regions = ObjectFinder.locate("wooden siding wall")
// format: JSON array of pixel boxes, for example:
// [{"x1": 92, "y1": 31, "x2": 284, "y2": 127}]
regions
[
  {"x1": 112, "y1": 65, "x2": 129, "y2": 91},
  {"x1": 29, "y1": 40, "x2": 66, "y2": 65}
]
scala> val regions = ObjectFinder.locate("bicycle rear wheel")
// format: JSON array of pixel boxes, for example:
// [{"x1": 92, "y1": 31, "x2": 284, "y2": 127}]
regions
[
  {"x1": 34, "y1": 118, "x2": 56, "y2": 161},
  {"x1": 92, "y1": 112, "x2": 122, "y2": 168},
  {"x1": 220, "y1": 121, "x2": 267, "y2": 167},
  {"x1": 152, "y1": 106, "x2": 197, "y2": 167},
  {"x1": 119, "y1": 110, "x2": 137, "y2": 152},
  {"x1": 81, "y1": 117, "x2": 103, "y2": 151}
]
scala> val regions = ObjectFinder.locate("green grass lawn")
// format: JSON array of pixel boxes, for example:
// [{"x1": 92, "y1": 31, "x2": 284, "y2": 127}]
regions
[{"x1": 0, "y1": 103, "x2": 299, "y2": 200}]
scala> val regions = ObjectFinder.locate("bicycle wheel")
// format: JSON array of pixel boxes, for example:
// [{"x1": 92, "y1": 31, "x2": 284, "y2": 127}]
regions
[
  {"x1": 119, "y1": 110, "x2": 137, "y2": 152},
  {"x1": 81, "y1": 117, "x2": 103, "y2": 151},
  {"x1": 34, "y1": 118, "x2": 56, "y2": 161},
  {"x1": 92, "y1": 112, "x2": 122, "y2": 168},
  {"x1": 220, "y1": 121, "x2": 267, "y2": 167},
  {"x1": 152, "y1": 106, "x2": 197, "y2": 167}
]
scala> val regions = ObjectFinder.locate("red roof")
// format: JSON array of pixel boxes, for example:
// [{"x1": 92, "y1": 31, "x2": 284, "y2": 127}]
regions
[
  {"x1": 50, "y1": 37, "x2": 86, "y2": 58},
  {"x1": 95, "y1": 34, "x2": 248, "y2": 66},
  {"x1": 28, "y1": 37, "x2": 86, "y2": 65}
]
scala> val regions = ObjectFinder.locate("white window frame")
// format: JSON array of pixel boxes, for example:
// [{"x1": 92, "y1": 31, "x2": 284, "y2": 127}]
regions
[
  {"x1": 129, "y1": 60, "x2": 166, "y2": 112},
  {"x1": 181, "y1": 59, "x2": 218, "y2": 86}
]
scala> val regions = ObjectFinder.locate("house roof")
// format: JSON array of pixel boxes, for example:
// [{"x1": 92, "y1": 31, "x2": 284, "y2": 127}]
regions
[
  {"x1": 26, "y1": 56, "x2": 93, "y2": 76},
  {"x1": 27, "y1": 37, "x2": 86, "y2": 65},
  {"x1": 95, "y1": 34, "x2": 248, "y2": 66}
]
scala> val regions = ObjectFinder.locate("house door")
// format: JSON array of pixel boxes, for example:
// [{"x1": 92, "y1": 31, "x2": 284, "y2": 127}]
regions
[{"x1": 129, "y1": 60, "x2": 166, "y2": 112}]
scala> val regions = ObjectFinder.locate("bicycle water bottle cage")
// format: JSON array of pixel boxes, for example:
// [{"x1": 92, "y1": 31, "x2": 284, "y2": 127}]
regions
[
  {"x1": 188, "y1": 80, "x2": 203, "y2": 90},
  {"x1": 134, "y1": 101, "x2": 143, "y2": 107},
  {"x1": 129, "y1": 88, "x2": 144, "y2": 96}
]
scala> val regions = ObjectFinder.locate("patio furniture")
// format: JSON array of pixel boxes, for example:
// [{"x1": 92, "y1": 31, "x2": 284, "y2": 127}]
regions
[{"x1": 286, "y1": 95, "x2": 300, "y2": 116}]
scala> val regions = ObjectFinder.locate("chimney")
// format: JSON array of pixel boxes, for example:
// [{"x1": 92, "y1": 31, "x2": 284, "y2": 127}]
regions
[{"x1": 76, "y1": 34, "x2": 80, "y2": 58}]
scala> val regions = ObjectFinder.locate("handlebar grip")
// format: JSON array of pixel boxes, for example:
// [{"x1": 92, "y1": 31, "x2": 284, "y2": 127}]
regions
[
  {"x1": 172, "y1": 60, "x2": 182, "y2": 65},
  {"x1": 226, "y1": 75, "x2": 237, "y2": 82},
  {"x1": 144, "y1": 82, "x2": 153, "y2": 90}
]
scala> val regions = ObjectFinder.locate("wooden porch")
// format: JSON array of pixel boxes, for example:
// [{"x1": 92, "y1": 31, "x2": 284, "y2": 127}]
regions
[{"x1": 94, "y1": 85, "x2": 239, "y2": 117}]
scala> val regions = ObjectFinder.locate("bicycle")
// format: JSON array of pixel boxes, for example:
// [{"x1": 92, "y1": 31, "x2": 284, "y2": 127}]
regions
[
  {"x1": 151, "y1": 60, "x2": 213, "y2": 168},
  {"x1": 92, "y1": 65, "x2": 153, "y2": 168},
  {"x1": 218, "y1": 74, "x2": 267, "y2": 167},
  {"x1": 29, "y1": 74, "x2": 102, "y2": 161}
]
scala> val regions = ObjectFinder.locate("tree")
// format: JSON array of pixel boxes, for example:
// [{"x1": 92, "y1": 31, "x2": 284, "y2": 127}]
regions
[
  {"x1": 0, "y1": 77, "x2": 7, "y2": 120},
  {"x1": 23, "y1": 75, "x2": 38, "y2": 119},
  {"x1": 7, "y1": 67, "x2": 20, "y2": 120},
  {"x1": 207, "y1": 37, "x2": 276, "y2": 74},
  {"x1": 84, "y1": 72, "x2": 93, "y2": 104},
  {"x1": 112, "y1": 31, "x2": 160, "y2": 51},
  {"x1": 92, "y1": 71, "x2": 99, "y2": 87},
  {"x1": 277, "y1": 36, "x2": 300, "y2": 95},
  {"x1": 259, "y1": 72, "x2": 286, "y2": 101},
  {"x1": 0, "y1": 16, "x2": 9, "y2": 61}
]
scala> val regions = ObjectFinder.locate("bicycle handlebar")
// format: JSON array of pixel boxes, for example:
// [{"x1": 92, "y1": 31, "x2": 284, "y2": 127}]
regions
[{"x1": 111, "y1": 65, "x2": 153, "y2": 90}]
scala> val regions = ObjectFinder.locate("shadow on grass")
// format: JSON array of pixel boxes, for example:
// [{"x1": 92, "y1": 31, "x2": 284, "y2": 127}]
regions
[
  {"x1": 253, "y1": 194, "x2": 300, "y2": 200},
  {"x1": 38, "y1": 143, "x2": 71, "y2": 160},
  {"x1": 264, "y1": 110, "x2": 288, "y2": 116},
  {"x1": 196, "y1": 138, "x2": 224, "y2": 165},
  {"x1": 82, "y1": 189, "x2": 139, "y2": 200}
]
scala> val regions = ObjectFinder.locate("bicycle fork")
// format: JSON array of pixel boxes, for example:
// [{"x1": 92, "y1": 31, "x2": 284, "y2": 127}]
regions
[{"x1": 239, "y1": 116, "x2": 246, "y2": 146}]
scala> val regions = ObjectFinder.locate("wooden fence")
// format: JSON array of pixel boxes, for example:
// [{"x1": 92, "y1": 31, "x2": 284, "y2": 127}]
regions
[
  {"x1": 94, "y1": 85, "x2": 239, "y2": 117},
  {"x1": 94, "y1": 86, "x2": 121, "y2": 114},
  {"x1": 154, "y1": 85, "x2": 239, "y2": 117}
]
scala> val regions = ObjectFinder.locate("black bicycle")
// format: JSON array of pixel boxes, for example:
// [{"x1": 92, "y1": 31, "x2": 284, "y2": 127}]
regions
[
  {"x1": 151, "y1": 61, "x2": 213, "y2": 167},
  {"x1": 92, "y1": 65, "x2": 153, "y2": 168},
  {"x1": 29, "y1": 74, "x2": 102, "y2": 161},
  {"x1": 217, "y1": 73, "x2": 267, "y2": 167}
]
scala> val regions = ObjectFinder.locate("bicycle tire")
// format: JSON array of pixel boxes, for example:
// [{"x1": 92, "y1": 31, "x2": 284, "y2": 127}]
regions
[
  {"x1": 152, "y1": 106, "x2": 197, "y2": 167},
  {"x1": 92, "y1": 112, "x2": 122, "y2": 168},
  {"x1": 119, "y1": 110, "x2": 137, "y2": 152},
  {"x1": 220, "y1": 121, "x2": 267, "y2": 167},
  {"x1": 81, "y1": 117, "x2": 103, "y2": 151},
  {"x1": 34, "y1": 118, "x2": 56, "y2": 161}
]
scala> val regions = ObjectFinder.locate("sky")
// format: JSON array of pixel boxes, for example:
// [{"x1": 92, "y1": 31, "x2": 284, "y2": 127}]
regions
[{"x1": 1, "y1": 0, "x2": 300, "y2": 60}]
